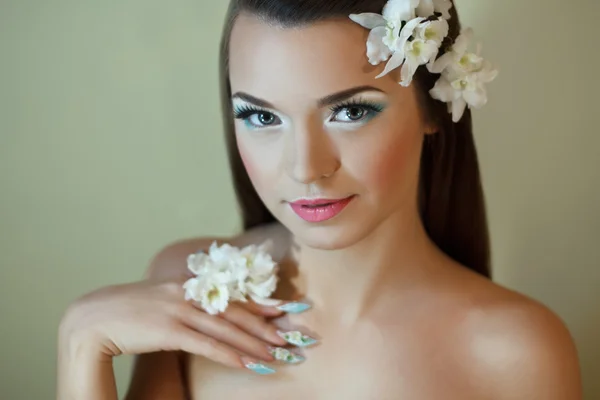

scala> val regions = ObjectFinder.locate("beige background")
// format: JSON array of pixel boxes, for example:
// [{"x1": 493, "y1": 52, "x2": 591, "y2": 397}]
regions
[{"x1": 1, "y1": 0, "x2": 598, "y2": 398}]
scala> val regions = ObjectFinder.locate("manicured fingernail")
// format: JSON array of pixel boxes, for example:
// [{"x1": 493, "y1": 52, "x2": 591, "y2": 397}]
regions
[
  {"x1": 277, "y1": 330, "x2": 318, "y2": 347},
  {"x1": 243, "y1": 358, "x2": 276, "y2": 375},
  {"x1": 276, "y1": 302, "x2": 311, "y2": 314},
  {"x1": 269, "y1": 347, "x2": 306, "y2": 364}
]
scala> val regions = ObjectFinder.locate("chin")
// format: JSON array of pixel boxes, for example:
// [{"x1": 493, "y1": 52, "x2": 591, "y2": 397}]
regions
[{"x1": 284, "y1": 220, "x2": 374, "y2": 250}]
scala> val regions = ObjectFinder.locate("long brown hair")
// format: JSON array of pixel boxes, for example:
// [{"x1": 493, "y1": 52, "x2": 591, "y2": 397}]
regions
[{"x1": 218, "y1": 0, "x2": 492, "y2": 278}]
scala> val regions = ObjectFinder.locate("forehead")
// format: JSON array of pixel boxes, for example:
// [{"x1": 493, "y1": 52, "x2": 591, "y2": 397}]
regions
[{"x1": 228, "y1": 13, "x2": 401, "y2": 104}]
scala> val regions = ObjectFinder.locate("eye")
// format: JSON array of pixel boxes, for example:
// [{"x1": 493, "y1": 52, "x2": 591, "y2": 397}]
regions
[
  {"x1": 233, "y1": 105, "x2": 282, "y2": 129},
  {"x1": 329, "y1": 100, "x2": 386, "y2": 124},
  {"x1": 335, "y1": 106, "x2": 367, "y2": 122}
]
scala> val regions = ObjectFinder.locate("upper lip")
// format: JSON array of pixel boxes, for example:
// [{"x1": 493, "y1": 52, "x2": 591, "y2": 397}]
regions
[{"x1": 288, "y1": 195, "x2": 354, "y2": 206}]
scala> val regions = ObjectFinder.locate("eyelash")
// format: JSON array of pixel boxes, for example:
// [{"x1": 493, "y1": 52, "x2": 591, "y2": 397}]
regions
[{"x1": 232, "y1": 98, "x2": 386, "y2": 129}]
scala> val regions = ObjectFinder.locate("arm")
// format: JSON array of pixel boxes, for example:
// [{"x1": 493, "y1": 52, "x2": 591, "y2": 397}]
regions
[
  {"x1": 124, "y1": 237, "x2": 221, "y2": 400},
  {"x1": 56, "y1": 333, "x2": 118, "y2": 400}
]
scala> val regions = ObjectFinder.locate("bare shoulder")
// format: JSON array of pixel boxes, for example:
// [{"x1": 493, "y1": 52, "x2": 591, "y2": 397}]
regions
[{"x1": 443, "y1": 267, "x2": 583, "y2": 399}]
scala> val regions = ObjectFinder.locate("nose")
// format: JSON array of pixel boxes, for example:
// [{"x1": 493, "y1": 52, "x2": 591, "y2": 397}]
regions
[{"x1": 284, "y1": 124, "x2": 340, "y2": 184}]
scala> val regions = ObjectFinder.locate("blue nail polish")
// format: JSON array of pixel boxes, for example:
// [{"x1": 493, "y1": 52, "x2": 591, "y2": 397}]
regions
[
  {"x1": 245, "y1": 362, "x2": 276, "y2": 375},
  {"x1": 276, "y1": 302, "x2": 312, "y2": 314}
]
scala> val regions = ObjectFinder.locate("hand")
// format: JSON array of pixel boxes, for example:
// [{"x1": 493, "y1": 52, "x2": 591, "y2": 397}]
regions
[{"x1": 59, "y1": 276, "x2": 293, "y2": 369}]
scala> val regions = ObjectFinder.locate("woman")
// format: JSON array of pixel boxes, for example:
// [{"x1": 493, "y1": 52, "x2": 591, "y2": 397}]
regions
[{"x1": 57, "y1": 0, "x2": 582, "y2": 398}]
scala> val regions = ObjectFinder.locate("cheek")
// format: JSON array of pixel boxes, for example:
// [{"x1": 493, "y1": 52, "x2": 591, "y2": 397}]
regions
[
  {"x1": 238, "y1": 143, "x2": 254, "y2": 178},
  {"x1": 359, "y1": 131, "x2": 422, "y2": 194},
  {"x1": 369, "y1": 141, "x2": 412, "y2": 188},
  {"x1": 236, "y1": 135, "x2": 279, "y2": 192}
]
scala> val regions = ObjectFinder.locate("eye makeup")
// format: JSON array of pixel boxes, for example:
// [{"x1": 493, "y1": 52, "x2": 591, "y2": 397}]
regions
[
  {"x1": 231, "y1": 94, "x2": 387, "y2": 130},
  {"x1": 327, "y1": 96, "x2": 387, "y2": 125},
  {"x1": 233, "y1": 104, "x2": 282, "y2": 130}
]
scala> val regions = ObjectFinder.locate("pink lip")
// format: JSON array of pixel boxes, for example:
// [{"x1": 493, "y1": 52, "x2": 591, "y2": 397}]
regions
[{"x1": 288, "y1": 196, "x2": 355, "y2": 222}]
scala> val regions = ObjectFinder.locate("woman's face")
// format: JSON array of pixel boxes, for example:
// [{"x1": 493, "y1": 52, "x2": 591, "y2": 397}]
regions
[{"x1": 228, "y1": 13, "x2": 434, "y2": 250}]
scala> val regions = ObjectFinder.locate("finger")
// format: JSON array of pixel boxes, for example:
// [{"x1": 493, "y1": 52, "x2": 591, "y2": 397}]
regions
[
  {"x1": 236, "y1": 299, "x2": 285, "y2": 318},
  {"x1": 182, "y1": 311, "x2": 276, "y2": 362},
  {"x1": 221, "y1": 304, "x2": 287, "y2": 346},
  {"x1": 174, "y1": 327, "x2": 242, "y2": 369}
]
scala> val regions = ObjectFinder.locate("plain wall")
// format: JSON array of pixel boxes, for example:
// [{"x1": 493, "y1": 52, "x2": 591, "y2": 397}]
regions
[{"x1": 1, "y1": 0, "x2": 598, "y2": 398}]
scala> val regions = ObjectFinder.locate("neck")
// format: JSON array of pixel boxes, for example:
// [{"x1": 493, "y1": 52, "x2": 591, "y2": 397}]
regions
[{"x1": 284, "y1": 209, "x2": 442, "y2": 324}]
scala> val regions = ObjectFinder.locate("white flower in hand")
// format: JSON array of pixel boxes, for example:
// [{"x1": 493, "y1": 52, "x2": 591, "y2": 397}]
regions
[
  {"x1": 183, "y1": 240, "x2": 281, "y2": 313},
  {"x1": 247, "y1": 273, "x2": 278, "y2": 305},
  {"x1": 429, "y1": 28, "x2": 498, "y2": 122},
  {"x1": 416, "y1": 0, "x2": 453, "y2": 19},
  {"x1": 183, "y1": 274, "x2": 231, "y2": 315},
  {"x1": 240, "y1": 241, "x2": 279, "y2": 305}
]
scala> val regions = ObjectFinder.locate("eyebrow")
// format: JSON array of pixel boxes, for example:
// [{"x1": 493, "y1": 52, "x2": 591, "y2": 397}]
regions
[{"x1": 231, "y1": 85, "x2": 386, "y2": 109}]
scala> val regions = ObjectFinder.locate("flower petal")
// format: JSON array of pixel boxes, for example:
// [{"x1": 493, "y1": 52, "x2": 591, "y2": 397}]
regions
[
  {"x1": 383, "y1": 0, "x2": 419, "y2": 21},
  {"x1": 400, "y1": 58, "x2": 419, "y2": 86},
  {"x1": 430, "y1": 76, "x2": 456, "y2": 102},
  {"x1": 451, "y1": 97, "x2": 467, "y2": 122},
  {"x1": 416, "y1": 0, "x2": 435, "y2": 18},
  {"x1": 433, "y1": 0, "x2": 453, "y2": 19},
  {"x1": 463, "y1": 86, "x2": 487, "y2": 108},
  {"x1": 375, "y1": 49, "x2": 405, "y2": 79},
  {"x1": 454, "y1": 28, "x2": 474, "y2": 55},
  {"x1": 367, "y1": 26, "x2": 393, "y2": 65},
  {"x1": 349, "y1": 12, "x2": 386, "y2": 29},
  {"x1": 400, "y1": 17, "x2": 425, "y2": 42},
  {"x1": 477, "y1": 61, "x2": 499, "y2": 83},
  {"x1": 417, "y1": 41, "x2": 440, "y2": 65},
  {"x1": 428, "y1": 51, "x2": 453, "y2": 73}
]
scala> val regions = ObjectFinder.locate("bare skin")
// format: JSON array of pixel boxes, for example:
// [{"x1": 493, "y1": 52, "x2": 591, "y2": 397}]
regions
[
  {"x1": 121, "y1": 222, "x2": 581, "y2": 399},
  {"x1": 58, "y1": 11, "x2": 582, "y2": 400},
  {"x1": 182, "y1": 225, "x2": 581, "y2": 399}
]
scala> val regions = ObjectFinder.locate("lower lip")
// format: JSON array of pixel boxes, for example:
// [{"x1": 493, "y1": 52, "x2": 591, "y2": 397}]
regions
[{"x1": 289, "y1": 196, "x2": 355, "y2": 223}]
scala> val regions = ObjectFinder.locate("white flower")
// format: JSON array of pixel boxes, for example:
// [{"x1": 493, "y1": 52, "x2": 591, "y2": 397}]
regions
[
  {"x1": 350, "y1": 1, "x2": 450, "y2": 87},
  {"x1": 429, "y1": 28, "x2": 499, "y2": 122},
  {"x1": 248, "y1": 273, "x2": 278, "y2": 301},
  {"x1": 183, "y1": 240, "x2": 280, "y2": 314},
  {"x1": 397, "y1": 17, "x2": 449, "y2": 86},
  {"x1": 240, "y1": 241, "x2": 278, "y2": 304},
  {"x1": 383, "y1": 0, "x2": 420, "y2": 22},
  {"x1": 186, "y1": 252, "x2": 210, "y2": 275},
  {"x1": 183, "y1": 274, "x2": 231, "y2": 315},
  {"x1": 206, "y1": 242, "x2": 244, "y2": 269},
  {"x1": 429, "y1": 28, "x2": 479, "y2": 75},
  {"x1": 416, "y1": 0, "x2": 453, "y2": 19},
  {"x1": 415, "y1": 17, "x2": 449, "y2": 48},
  {"x1": 349, "y1": 0, "x2": 419, "y2": 65}
]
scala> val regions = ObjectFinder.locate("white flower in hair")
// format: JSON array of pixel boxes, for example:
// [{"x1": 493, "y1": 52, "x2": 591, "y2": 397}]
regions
[
  {"x1": 350, "y1": 0, "x2": 450, "y2": 87},
  {"x1": 416, "y1": 0, "x2": 453, "y2": 19},
  {"x1": 350, "y1": 0, "x2": 497, "y2": 122},
  {"x1": 429, "y1": 28, "x2": 499, "y2": 122},
  {"x1": 392, "y1": 17, "x2": 449, "y2": 86},
  {"x1": 183, "y1": 240, "x2": 280, "y2": 314}
]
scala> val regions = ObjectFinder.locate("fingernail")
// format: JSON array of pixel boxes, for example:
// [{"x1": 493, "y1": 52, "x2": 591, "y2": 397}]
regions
[
  {"x1": 269, "y1": 347, "x2": 306, "y2": 364},
  {"x1": 276, "y1": 302, "x2": 311, "y2": 314},
  {"x1": 242, "y1": 357, "x2": 277, "y2": 375},
  {"x1": 276, "y1": 330, "x2": 318, "y2": 347}
]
